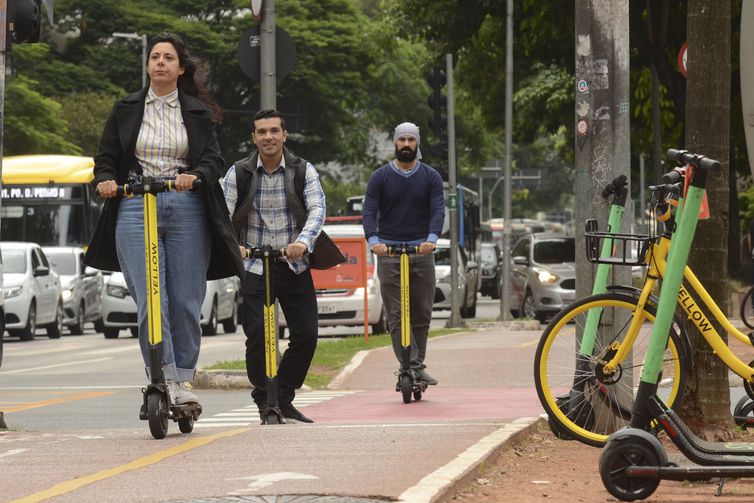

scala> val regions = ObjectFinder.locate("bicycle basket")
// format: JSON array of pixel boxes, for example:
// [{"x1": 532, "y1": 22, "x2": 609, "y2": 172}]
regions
[{"x1": 584, "y1": 219, "x2": 651, "y2": 266}]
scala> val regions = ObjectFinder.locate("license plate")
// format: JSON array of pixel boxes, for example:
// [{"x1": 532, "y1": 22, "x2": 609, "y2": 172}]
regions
[{"x1": 318, "y1": 304, "x2": 336, "y2": 314}]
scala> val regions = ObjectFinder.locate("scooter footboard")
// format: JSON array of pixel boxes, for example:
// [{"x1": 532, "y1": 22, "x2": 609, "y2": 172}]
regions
[{"x1": 653, "y1": 397, "x2": 754, "y2": 464}]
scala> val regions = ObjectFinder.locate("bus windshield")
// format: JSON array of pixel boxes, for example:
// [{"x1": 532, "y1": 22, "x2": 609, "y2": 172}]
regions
[{"x1": 1, "y1": 156, "x2": 98, "y2": 247}]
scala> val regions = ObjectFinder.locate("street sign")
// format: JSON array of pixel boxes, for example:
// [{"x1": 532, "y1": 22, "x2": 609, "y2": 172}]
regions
[
  {"x1": 678, "y1": 41, "x2": 688, "y2": 79},
  {"x1": 237, "y1": 25, "x2": 297, "y2": 82},
  {"x1": 448, "y1": 193, "x2": 457, "y2": 210}
]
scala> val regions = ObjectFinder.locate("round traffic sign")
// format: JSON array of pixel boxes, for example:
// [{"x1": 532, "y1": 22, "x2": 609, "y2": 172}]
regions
[
  {"x1": 237, "y1": 26, "x2": 297, "y2": 82},
  {"x1": 678, "y1": 42, "x2": 688, "y2": 79}
]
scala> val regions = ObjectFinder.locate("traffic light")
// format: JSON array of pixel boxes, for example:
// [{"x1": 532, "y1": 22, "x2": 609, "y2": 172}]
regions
[
  {"x1": 6, "y1": 0, "x2": 42, "y2": 49},
  {"x1": 426, "y1": 65, "x2": 447, "y2": 137}
]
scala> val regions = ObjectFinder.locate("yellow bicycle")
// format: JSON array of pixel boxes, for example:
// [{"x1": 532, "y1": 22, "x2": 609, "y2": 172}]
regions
[{"x1": 535, "y1": 174, "x2": 754, "y2": 447}]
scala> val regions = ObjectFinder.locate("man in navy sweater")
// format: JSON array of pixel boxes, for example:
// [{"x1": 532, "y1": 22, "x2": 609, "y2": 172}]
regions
[{"x1": 362, "y1": 122, "x2": 445, "y2": 385}]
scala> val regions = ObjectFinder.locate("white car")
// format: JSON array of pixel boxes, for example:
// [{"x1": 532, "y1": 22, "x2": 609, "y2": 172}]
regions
[
  {"x1": 1, "y1": 242, "x2": 63, "y2": 340},
  {"x1": 433, "y1": 238, "x2": 480, "y2": 318},
  {"x1": 279, "y1": 224, "x2": 387, "y2": 336},
  {"x1": 43, "y1": 246, "x2": 103, "y2": 335},
  {"x1": 99, "y1": 272, "x2": 239, "y2": 339},
  {"x1": 199, "y1": 276, "x2": 241, "y2": 336}
]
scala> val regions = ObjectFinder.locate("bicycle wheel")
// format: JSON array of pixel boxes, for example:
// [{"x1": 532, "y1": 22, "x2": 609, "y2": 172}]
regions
[
  {"x1": 740, "y1": 287, "x2": 754, "y2": 330},
  {"x1": 534, "y1": 292, "x2": 687, "y2": 447}
]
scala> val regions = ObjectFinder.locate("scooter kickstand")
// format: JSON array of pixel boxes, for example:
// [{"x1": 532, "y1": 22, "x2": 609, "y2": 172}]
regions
[{"x1": 715, "y1": 477, "x2": 725, "y2": 497}]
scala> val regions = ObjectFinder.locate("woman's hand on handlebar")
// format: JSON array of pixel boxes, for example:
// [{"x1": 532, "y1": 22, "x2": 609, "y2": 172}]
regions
[
  {"x1": 418, "y1": 242, "x2": 436, "y2": 255},
  {"x1": 96, "y1": 180, "x2": 118, "y2": 198},
  {"x1": 174, "y1": 173, "x2": 198, "y2": 192}
]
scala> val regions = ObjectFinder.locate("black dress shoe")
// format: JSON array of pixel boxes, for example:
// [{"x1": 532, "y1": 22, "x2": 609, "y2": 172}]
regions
[{"x1": 280, "y1": 404, "x2": 314, "y2": 423}]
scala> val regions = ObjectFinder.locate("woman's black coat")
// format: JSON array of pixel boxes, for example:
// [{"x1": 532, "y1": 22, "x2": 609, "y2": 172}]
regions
[{"x1": 83, "y1": 88, "x2": 243, "y2": 280}]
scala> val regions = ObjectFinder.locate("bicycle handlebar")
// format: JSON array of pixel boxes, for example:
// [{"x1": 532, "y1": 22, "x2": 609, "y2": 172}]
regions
[
  {"x1": 600, "y1": 174, "x2": 628, "y2": 199},
  {"x1": 666, "y1": 149, "x2": 721, "y2": 173}
]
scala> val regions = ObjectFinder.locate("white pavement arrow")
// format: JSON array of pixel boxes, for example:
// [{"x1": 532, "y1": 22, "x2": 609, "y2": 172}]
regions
[{"x1": 228, "y1": 472, "x2": 319, "y2": 493}]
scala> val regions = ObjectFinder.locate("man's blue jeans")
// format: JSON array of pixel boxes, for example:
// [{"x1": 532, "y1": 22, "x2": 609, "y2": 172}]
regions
[{"x1": 115, "y1": 190, "x2": 210, "y2": 382}]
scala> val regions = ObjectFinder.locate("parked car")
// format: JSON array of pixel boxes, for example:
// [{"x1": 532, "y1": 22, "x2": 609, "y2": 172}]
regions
[
  {"x1": 1, "y1": 242, "x2": 63, "y2": 340},
  {"x1": 0, "y1": 297, "x2": 5, "y2": 367},
  {"x1": 43, "y1": 246, "x2": 104, "y2": 335},
  {"x1": 278, "y1": 224, "x2": 387, "y2": 336},
  {"x1": 480, "y1": 242, "x2": 503, "y2": 299},
  {"x1": 99, "y1": 272, "x2": 240, "y2": 339},
  {"x1": 200, "y1": 276, "x2": 241, "y2": 336},
  {"x1": 508, "y1": 232, "x2": 576, "y2": 322},
  {"x1": 433, "y1": 238, "x2": 480, "y2": 318}
]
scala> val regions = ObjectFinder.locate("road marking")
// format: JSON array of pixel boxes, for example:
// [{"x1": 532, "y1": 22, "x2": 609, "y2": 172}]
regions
[
  {"x1": 397, "y1": 416, "x2": 540, "y2": 503},
  {"x1": 194, "y1": 390, "x2": 358, "y2": 429},
  {"x1": 0, "y1": 386, "x2": 143, "y2": 390},
  {"x1": 9, "y1": 427, "x2": 249, "y2": 503},
  {"x1": 515, "y1": 337, "x2": 541, "y2": 349},
  {"x1": 0, "y1": 358, "x2": 114, "y2": 375},
  {"x1": 1, "y1": 391, "x2": 116, "y2": 413},
  {"x1": 228, "y1": 472, "x2": 318, "y2": 493},
  {"x1": 0, "y1": 448, "x2": 29, "y2": 460}
]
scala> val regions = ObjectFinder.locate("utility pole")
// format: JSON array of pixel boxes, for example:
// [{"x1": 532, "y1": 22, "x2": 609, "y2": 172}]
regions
[
  {"x1": 259, "y1": 0, "x2": 276, "y2": 109},
  {"x1": 445, "y1": 52, "x2": 464, "y2": 328},
  {"x1": 574, "y1": 1, "x2": 631, "y2": 393},
  {"x1": 498, "y1": 0, "x2": 514, "y2": 322}
]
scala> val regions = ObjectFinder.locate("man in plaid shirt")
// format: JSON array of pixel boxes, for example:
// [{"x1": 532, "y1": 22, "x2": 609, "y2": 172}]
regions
[{"x1": 222, "y1": 109, "x2": 326, "y2": 423}]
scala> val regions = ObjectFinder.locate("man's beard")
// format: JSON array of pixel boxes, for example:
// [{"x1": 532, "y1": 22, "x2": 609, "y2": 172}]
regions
[{"x1": 396, "y1": 146, "x2": 417, "y2": 162}]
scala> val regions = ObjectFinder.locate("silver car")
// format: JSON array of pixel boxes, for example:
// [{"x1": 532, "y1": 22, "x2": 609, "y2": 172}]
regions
[
  {"x1": 43, "y1": 246, "x2": 103, "y2": 335},
  {"x1": 99, "y1": 272, "x2": 240, "y2": 339},
  {"x1": 1, "y1": 242, "x2": 63, "y2": 340},
  {"x1": 508, "y1": 232, "x2": 576, "y2": 322},
  {"x1": 433, "y1": 238, "x2": 480, "y2": 318}
]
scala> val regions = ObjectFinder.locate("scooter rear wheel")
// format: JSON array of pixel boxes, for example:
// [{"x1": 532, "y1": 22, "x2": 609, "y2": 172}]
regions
[
  {"x1": 264, "y1": 411, "x2": 281, "y2": 425},
  {"x1": 400, "y1": 375, "x2": 413, "y2": 404},
  {"x1": 413, "y1": 389, "x2": 422, "y2": 401},
  {"x1": 147, "y1": 392, "x2": 169, "y2": 439},
  {"x1": 599, "y1": 438, "x2": 661, "y2": 501}
]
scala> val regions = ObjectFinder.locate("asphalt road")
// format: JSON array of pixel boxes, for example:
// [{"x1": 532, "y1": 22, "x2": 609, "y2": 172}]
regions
[{"x1": 1, "y1": 295, "x2": 546, "y2": 503}]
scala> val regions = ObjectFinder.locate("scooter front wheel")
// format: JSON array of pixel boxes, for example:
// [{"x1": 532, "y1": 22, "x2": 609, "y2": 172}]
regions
[
  {"x1": 178, "y1": 416, "x2": 194, "y2": 433},
  {"x1": 599, "y1": 438, "x2": 661, "y2": 501},
  {"x1": 400, "y1": 375, "x2": 413, "y2": 404},
  {"x1": 147, "y1": 392, "x2": 169, "y2": 439}
]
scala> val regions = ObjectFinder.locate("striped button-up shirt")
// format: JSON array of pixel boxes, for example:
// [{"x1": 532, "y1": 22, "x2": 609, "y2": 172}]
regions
[
  {"x1": 222, "y1": 156, "x2": 326, "y2": 275},
  {"x1": 133, "y1": 88, "x2": 189, "y2": 178}
]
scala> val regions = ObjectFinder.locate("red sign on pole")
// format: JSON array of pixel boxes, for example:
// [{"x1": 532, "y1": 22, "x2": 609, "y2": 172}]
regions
[
  {"x1": 677, "y1": 42, "x2": 688, "y2": 79},
  {"x1": 310, "y1": 238, "x2": 370, "y2": 339}
]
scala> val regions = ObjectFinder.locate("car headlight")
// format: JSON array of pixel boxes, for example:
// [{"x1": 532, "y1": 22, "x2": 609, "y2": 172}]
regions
[
  {"x1": 106, "y1": 284, "x2": 130, "y2": 299},
  {"x1": 62, "y1": 289, "x2": 74, "y2": 301},
  {"x1": 4, "y1": 285, "x2": 22, "y2": 299},
  {"x1": 533, "y1": 267, "x2": 559, "y2": 284}
]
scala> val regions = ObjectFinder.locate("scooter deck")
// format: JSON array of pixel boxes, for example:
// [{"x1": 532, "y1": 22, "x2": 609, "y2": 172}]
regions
[{"x1": 654, "y1": 397, "x2": 754, "y2": 463}]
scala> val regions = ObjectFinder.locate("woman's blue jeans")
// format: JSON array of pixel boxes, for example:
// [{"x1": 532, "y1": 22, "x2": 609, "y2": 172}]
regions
[{"x1": 115, "y1": 190, "x2": 210, "y2": 382}]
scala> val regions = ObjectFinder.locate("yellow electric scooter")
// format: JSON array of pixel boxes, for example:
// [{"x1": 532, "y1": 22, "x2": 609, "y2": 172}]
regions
[{"x1": 116, "y1": 176, "x2": 203, "y2": 439}]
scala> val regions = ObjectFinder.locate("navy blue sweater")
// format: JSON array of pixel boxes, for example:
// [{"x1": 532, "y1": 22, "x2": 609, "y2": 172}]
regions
[{"x1": 362, "y1": 162, "x2": 445, "y2": 244}]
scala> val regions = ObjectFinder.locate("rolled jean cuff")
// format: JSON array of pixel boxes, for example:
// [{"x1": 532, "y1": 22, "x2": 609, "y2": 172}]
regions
[{"x1": 145, "y1": 364, "x2": 195, "y2": 383}]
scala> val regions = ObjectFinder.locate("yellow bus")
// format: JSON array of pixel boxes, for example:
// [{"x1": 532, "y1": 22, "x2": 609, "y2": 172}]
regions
[{"x1": 1, "y1": 155, "x2": 99, "y2": 247}]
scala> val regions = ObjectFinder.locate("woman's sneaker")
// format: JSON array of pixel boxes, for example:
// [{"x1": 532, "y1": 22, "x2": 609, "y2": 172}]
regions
[{"x1": 167, "y1": 380, "x2": 200, "y2": 405}]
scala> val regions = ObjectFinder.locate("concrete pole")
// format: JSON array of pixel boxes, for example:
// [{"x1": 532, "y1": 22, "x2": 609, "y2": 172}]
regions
[
  {"x1": 260, "y1": 0, "x2": 276, "y2": 109},
  {"x1": 498, "y1": 0, "x2": 514, "y2": 321},
  {"x1": 574, "y1": 1, "x2": 631, "y2": 397},
  {"x1": 445, "y1": 52, "x2": 465, "y2": 328},
  {"x1": 141, "y1": 34, "x2": 148, "y2": 89}
]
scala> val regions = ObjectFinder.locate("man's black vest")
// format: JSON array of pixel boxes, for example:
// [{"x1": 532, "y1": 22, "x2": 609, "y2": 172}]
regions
[{"x1": 230, "y1": 148, "x2": 345, "y2": 270}]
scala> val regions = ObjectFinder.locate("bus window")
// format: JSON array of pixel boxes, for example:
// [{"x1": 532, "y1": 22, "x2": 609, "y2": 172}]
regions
[{"x1": 1, "y1": 156, "x2": 98, "y2": 247}]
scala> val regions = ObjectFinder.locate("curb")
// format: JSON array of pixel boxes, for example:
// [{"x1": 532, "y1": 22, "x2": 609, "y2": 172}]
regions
[
  {"x1": 424, "y1": 415, "x2": 546, "y2": 503},
  {"x1": 193, "y1": 369, "x2": 249, "y2": 390}
]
